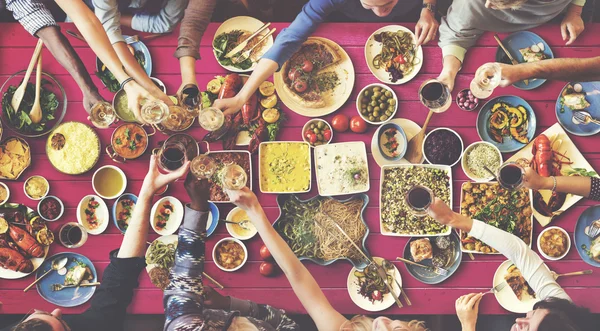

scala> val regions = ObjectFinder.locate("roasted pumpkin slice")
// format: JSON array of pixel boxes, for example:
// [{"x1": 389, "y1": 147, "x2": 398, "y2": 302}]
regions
[
  {"x1": 510, "y1": 127, "x2": 530, "y2": 144},
  {"x1": 491, "y1": 102, "x2": 503, "y2": 113},
  {"x1": 517, "y1": 105, "x2": 528, "y2": 122},
  {"x1": 508, "y1": 107, "x2": 524, "y2": 127},
  {"x1": 490, "y1": 110, "x2": 509, "y2": 129}
]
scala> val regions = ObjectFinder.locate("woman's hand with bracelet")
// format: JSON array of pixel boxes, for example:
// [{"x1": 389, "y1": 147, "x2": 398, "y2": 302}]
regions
[{"x1": 122, "y1": 79, "x2": 154, "y2": 124}]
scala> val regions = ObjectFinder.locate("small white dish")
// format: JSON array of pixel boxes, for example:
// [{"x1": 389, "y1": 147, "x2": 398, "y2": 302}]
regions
[
  {"x1": 537, "y1": 226, "x2": 571, "y2": 261},
  {"x1": 150, "y1": 196, "x2": 184, "y2": 236},
  {"x1": 371, "y1": 118, "x2": 424, "y2": 167},
  {"x1": 77, "y1": 195, "x2": 109, "y2": 235},
  {"x1": 213, "y1": 237, "x2": 248, "y2": 272},
  {"x1": 302, "y1": 119, "x2": 333, "y2": 147},
  {"x1": 37, "y1": 195, "x2": 64, "y2": 222},
  {"x1": 226, "y1": 207, "x2": 257, "y2": 240},
  {"x1": 461, "y1": 141, "x2": 503, "y2": 182},
  {"x1": 493, "y1": 260, "x2": 540, "y2": 313},
  {"x1": 0, "y1": 182, "x2": 10, "y2": 204},
  {"x1": 356, "y1": 83, "x2": 398, "y2": 125},
  {"x1": 23, "y1": 176, "x2": 49, "y2": 201},
  {"x1": 422, "y1": 127, "x2": 464, "y2": 168},
  {"x1": 92, "y1": 165, "x2": 127, "y2": 200}
]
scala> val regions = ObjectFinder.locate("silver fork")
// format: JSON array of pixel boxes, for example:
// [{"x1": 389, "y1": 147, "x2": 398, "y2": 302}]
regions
[
  {"x1": 51, "y1": 282, "x2": 100, "y2": 291},
  {"x1": 585, "y1": 221, "x2": 600, "y2": 239},
  {"x1": 232, "y1": 28, "x2": 277, "y2": 64},
  {"x1": 484, "y1": 281, "x2": 507, "y2": 296},
  {"x1": 573, "y1": 111, "x2": 600, "y2": 125}
]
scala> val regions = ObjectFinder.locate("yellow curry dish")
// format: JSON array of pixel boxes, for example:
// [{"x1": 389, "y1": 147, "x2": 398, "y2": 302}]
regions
[{"x1": 259, "y1": 142, "x2": 311, "y2": 193}]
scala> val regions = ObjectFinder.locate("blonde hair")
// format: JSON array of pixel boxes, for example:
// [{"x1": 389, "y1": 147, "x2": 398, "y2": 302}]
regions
[
  {"x1": 229, "y1": 316, "x2": 260, "y2": 331},
  {"x1": 340, "y1": 316, "x2": 429, "y2": 331}
]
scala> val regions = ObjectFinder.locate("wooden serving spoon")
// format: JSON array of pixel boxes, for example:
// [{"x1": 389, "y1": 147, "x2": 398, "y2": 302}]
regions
[
  {"x1": 11, "y1": 39, "x2": 44, "y2": 112},
  {"x1": 29, "y1": 53, "x2": 43, "y2": 124},
  {"x1": 405, "y1": 110, "x2": 433, "y2": 164}
]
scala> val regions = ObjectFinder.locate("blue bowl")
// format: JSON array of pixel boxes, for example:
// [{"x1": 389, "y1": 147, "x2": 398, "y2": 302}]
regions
[
  {"x1": 574, "y1": 205, "x2": 600, "y2": 268},
  {"x1": 377, "y1": 123, "x2": 407, "y2": 161},
  {"x1": 112, "y1": 193, "x2": 138, "y2": 233},
  {"x1": 206, "y1": 202, "x2": 219, "y2": 236}
]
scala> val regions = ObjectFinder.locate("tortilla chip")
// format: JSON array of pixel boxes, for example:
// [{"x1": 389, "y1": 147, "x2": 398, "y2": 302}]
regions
[{"x1": 6, "y1": 140, "x2": 26, "y2": 156}]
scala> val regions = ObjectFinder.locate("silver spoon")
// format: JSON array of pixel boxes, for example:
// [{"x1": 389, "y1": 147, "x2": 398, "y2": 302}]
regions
[
  {"x1": 220, "y1": 219, "x2": 252, "y2": 230},
  {"x1": 24, "y1": 256, "x2": 68, "y2": 292}
]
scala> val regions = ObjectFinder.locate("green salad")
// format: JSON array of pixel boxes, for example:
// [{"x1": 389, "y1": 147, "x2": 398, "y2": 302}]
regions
[
  {"x1": 96, "y1": 50, "x2": 145, "y2": 92},
  {"x1": 213, "y1": 30, "x2": 254, "y2": 70},
  {"x1": 1, "y1": 81, "x2": 59, "y2": 133}
]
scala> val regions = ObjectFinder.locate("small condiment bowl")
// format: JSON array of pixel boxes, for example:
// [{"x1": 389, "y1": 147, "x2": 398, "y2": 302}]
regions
[
  {"x1": 225, "y1": 207, "x2": 258, "y2": 240},
  {"x1": 356, "y1": 83, "x2": 398, "y2": 125},
  {"x1": 212, "y1": 237, "x2": 248, "y2": 272},
  {"x1": 302, "y1": 119, "x2": 333, "y2": 147},
  {"x1": 0, "y1": 182, "x2": 10, "y2": 205},
  {"x1": 92, "y1": 165, "x2": 127, "y2": 200},
  {"x1": 537, "y1": 226, "x2": 571, "y2": 261},
  {"x1": 37, "y1": 195, "x2": 64, "y2": 222},
  {"x1": 422, "y1": 128, "x2": 464, "y2": 168},
  {"x1": 377, "y1": 122, "x2": 407, "y2": 161},
  {"x1": 456, "y1": 88, "x2": 480, "y2": 112},
  {"x1": 23, "y1": 175, "x2": 50, "y2": 201},
  {"x1": 461, "y1": 141, "x2": 503, "y2": 182}
]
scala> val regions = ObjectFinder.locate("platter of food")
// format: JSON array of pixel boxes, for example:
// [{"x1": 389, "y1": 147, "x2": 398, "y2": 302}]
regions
[
  {"x1": 273, "y1": 194, "x2": 370, "y2": 269},
  {"x1": 506, "y1": 123, "x2": 597, "y2": 226},
  {"x1": 206, "y1": 150, "x2": 252, "y2": 203},
  {"x1": 364, "y1": 25, "x2": 423, "y2": 85},
  {"x1": 371, "y1": 118, "x2": 423, "y2": 166},
  {"x1": 574, "y1": 205, "x2": 600, "y2": 268},
  {"x1": 477, "y1": 95, "x2": 536, "y2": 153},
  {"x1": 146, "y1": 234, "x2": 177, "y2": 290},
  {"x1": 459, "y1": 182, "x2": 533, "y2": 254},
  {"x1": 379, "y1": 164, "x2": 452, "y2": 237},
  {"x1": 1, "y1": 70, "x2": 66, "y2": 137},
  {"x1": 76, "y1": 195, "x2": 109, "y2": 235},
  {"x1": 150, "y1": 196, "x2": 184, "y2": 236},
  {"x1": 212, "y1": 16, "x2": 274, "y2": 72},
  {"x1": 314, "y1": 142, "x2": 369, "y2": 196},
  {"x1": 0, "y1": 203, "x2": 52, "y2": 279},
  {"x1": 556, "y1": 82, "x2": 600, "y2": 136},
  {"x1": 112, "y1": 193, "x2": 137, "y2": 233},
  {"x1": 36, "y1": 252, "x2": 97, "y2": 307},
  {"x1": 47, "y1": 122, "x2": 101, "y2": 175},
  {"x1": 0, "y1": 137, "x2": 31, "y2": 180},
  {"x1": 96, "y1": 36, "x2": 152, "y2": 92},
  {"x1": 273, "y1": 37, "x2": 355, "y2": 117},
  {"x1": 402, "y1": 232, "x2": 462, "y2": 284},
  {"x1": 259, "y1": 141, "x2": 311, "y2": 194},
  {"x1": 346, "y1": 257, "x2": 401, "y2": 312},
  {"x1": 493, "y1": 260, "x2": 540, "y2": 313},
  {"x1": 495, "y1": 31, "x2": 553, "y2": 90}
]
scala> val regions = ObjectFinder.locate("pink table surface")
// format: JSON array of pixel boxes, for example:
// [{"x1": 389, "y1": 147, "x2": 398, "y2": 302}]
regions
[{"x1": 0, "y1": 22, "x2": 599, "y2": 315}]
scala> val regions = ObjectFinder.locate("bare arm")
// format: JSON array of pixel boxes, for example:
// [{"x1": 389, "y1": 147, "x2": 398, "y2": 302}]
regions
[
  {"x1": 522, "y1": 167, "x2": 594, "y2": 198},
  {"x1": 498, "y1": 57, "x2": 600, "y2": 87}
]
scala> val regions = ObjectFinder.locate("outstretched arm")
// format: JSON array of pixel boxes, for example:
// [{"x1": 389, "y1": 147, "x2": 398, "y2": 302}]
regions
[
  {"x1": 521, "y1": 167, "x2": 599, "y2": 200},
  {"x1": 497, "y1": 57, "x2": 600, "y2": 87}
]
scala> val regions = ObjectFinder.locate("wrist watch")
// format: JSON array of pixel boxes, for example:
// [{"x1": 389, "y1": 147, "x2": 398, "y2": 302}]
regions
[{"x1": 422, "y1": 3, "x2": 436, "y2": 13}]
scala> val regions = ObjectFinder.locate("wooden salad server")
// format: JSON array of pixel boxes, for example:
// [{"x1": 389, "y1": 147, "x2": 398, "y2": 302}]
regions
[{"x1": 11, "y1": 39, "x2": 44, "y2": 112}]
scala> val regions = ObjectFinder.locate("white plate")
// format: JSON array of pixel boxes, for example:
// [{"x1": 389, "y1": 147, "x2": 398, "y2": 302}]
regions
[
  {"x1": 347, "y1": 257, "x2": 402, "y2": 312},
  {"x1": 493, "y1": 260, "x2": 540, "y2": 313},
  {"x1": 150, "y1": 196, "x2": 184, "y2": 236},
  {"x1": 364, "y1": 25, "x2": 423, "y2": 85},
  {"x1": 258, "y1": 141, "x2": 312, "y2": 194},
  {"x1": 371, "y1": 119, "x2": 424, "y2": 167},
  {"x1": 76, "y1": 195, "x2": 109, "y2": 235},
  {"x1": 274, "y1": 37, "x2": 355, "y2": 118},
  {"x1": 314, "y1": 142, "x2": 370, "y2": 196},
  {"x1": 145, "y1": 234, "x2": 177, "y2": 274},
  {"x1": 212, "y1": 16, "x2": 274, "y2": 73}
]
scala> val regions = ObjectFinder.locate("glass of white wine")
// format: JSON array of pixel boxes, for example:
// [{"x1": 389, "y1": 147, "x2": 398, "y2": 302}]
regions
[
  {"x1": 221, "y1": 163, "x2": 247, "y2": 190},
  {"x1": 141, "y1": 100, "x2": 169, "y2": 124},
  {"x1": 470, "y1": 63, "x2": 502, "y2": 99},
  {"x1": 190, "y1": 155, "x2": 218, "y2": 179},
  {"x1": 89, "y1": 101, "x2": 116, "y2": 128},
  {"x1": 199, "y1": 106, "x2": 225, "y2": 131}
]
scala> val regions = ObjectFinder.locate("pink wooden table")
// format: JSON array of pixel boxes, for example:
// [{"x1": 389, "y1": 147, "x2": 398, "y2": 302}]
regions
[{"x1": 0, "y1": 22, "x2": 599, "y2": 316}]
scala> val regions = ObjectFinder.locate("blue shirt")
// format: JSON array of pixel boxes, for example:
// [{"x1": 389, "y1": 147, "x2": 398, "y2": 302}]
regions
[{"x1": 262, "y1": 0, "x2": 422, "y2": 68}]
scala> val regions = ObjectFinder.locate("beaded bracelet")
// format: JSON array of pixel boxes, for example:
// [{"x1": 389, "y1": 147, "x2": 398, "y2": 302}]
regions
[{"x1": 551, "y1": 176, "x2": 557, "y2": 192}]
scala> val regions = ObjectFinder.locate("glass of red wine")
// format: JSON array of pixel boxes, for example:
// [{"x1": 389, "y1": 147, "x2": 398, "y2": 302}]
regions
[
  {"x1": 497, "y1": 162, "x2": 525, "y2": 190},
  {"x1": 419, "y1": 79, "x2": 452, "y2": 113},
  {"x1": 59, "y1": 222, "x2": 88, "y2": 248},
  {"x1": 156, "y1": 141, "x2": 188, "y2": 173},
  {"x1": 405, "y1": 185, "x2": 435, "y2": 217}
]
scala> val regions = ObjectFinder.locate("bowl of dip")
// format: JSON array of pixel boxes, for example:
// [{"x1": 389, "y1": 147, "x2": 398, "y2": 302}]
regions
[
  {"x1": 24, "y1": 175, "x2": 49, "y2": 200},
  {"x1": 461, "y1": 141, "x2": 503, "y2": 182},
  {"x1": 226, "y1": 207, "x2": 257, "y2": 240},
  {"x1": 0, "y1": 182, "x2": 9, "y2": 204},
  {"x1": 37, "y1": 195, "x2": 64, "y2": 222},
  {"x1": 92, "y1": 165, "x2": 127, "y2": 200},
  {"x1": 377, "y1": 122, "x2": 407, "y2": 161}
]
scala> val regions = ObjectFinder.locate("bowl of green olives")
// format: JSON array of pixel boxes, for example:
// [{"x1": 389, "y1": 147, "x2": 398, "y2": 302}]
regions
[
  {"x1": 302, "y1": 119, "x2": 333, "y2": 147},
  {"x1": 356, "y1": 83, "x2": 398, "y2": 125}
]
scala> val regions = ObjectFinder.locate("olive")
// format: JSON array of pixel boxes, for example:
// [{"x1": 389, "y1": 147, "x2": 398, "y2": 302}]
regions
[
  {"x1": 385, "y1": 91, "x2": 392, "y2": 98},
  {"x1": 313, "y1": 128, "x2": 319, "y2": 134},
  {"x1": 368, "y1": 115, "x2": 375, "y2": 122},
  {"x1": 317, "y1": 134, "x2": 323, "y2": 141},
  {"x1": 388, "y1": 99, "x2": 396, "y2": 106},
  {"x1": 380, "y1": 115, "x2": 388, "y2": 121},
  {"x1": 317, "y1": 121, "x2": 324, "y2": 129},
  {"x1": 373, "y1": 111, "x2": 380, "y2": 117},
  {"x1": 380, "y1": 96, "x2": 387, "y2": 102},
  {"x1": 367, "y1": 106, "x2": 374, "y2": 112},
  {"x1": 361, "y1": 109, "x2": 368, "y2": 115},
  {"x1": 370, "y1": 101, "x2": 377, "y2": 107},
  {"x1": 379, "y1": 103, "x2": 387, "y2": 109},
  {"x1": 363, "y1": 90, "x2": 371, "y2": 97},
  {"x1": 373, "y1": 86, "x2": 381, "y2": 92},
  {"x1": 373, "y1": 91, "x2": 381, "y2": 98},
  {"x1": 385, "y1": 110, "x2": 393, "y2": 116},
  {"x1": 361, "y1": 103, "x2": 367, "y2": 109}
]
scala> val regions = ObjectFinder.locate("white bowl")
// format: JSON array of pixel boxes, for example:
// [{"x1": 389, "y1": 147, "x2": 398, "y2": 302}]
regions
[
  {"x1": 92, "y1": 165, "x2": 127, "y2": 200},
  {"x1": 356, "y1": 83, "x2": 398, "y2": 125},
  {"x1": 212, "y1": 237, "x2": 248, "y2": 272},
  {"x1": 37, "y1": 195, "x2": 64, "y2": 222},
  {"x1": 302, "y1": 119, "x2": 333, "y2": 147},
  {"x1": 461, "y1": 141, "x2": 503, "y2": 182},
  {"x1": 77, "y1": 195, "x2": 109, "y2": 235},
  {"x1": 537, "y1": 226, "x2": 571, "y2": 261},
  {"x1": 0, "y1": 182, "x2": 10, "y2": 204},
  {"x1": 150, "y1": 196, "x2": 184, "y2": 236},
  {"x1": 422, "y1": 128, "x2": 464, "y2": 168},
  {"x1": 23, "y1": 176, "x2": 50, "y2": 200},
  {"x1": 225, "y1": 207, "x2": 257, "y2": 240}
]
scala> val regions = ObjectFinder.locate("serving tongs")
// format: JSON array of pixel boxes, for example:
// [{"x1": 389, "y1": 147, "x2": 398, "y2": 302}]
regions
[
  {"x1": 493, "y1": 34, "x2": 529, "y2": 86},
  {"x1": 224, "y1": 22, "x2": 271, "y2": 58}
]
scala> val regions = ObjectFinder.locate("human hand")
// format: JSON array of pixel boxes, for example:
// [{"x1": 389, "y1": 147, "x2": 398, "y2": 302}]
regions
[
  {"x1": 141, "y1": 154, "x2": 190, "y2": 196},
  {"x1": 225, "y1": 187, "x2": 261, "y2": 213},
  {"x1": 436, "y1": 72, "x2": 455, "y2": 92},
  {"x1": 123, "y1": 80, "x2": 153, "y2": 124},
  {"x1": 415, "y1": 8, "x2": 439, "y2": 46},
  {"x1": 561, "y1": 9, "x2": 584, "y2": 46},
  {"x1": 83, "y1": 91, "x2": 106, "y2": 115},
  {"x1": 202, "y1": 286, "x2": 231, "y2": 310},
  {"x1": 497, "y1": 62, "x2": 520, "y2": 87},
  {"x1": 176, "y1": 83, "x2": 200, "y2": 110},
  {"x1": 213, "y1": 96, "x2": 244, "y2": 116},
  {"x1": 427, "y1": 198, "x2": 455, "y2": 226},
  {"x1": 455, "y1": 293, "x2": 484, "y2": 331},
  {"x1": 150, "y1": 87, "x2": 174, "y2": 106},
  {"x1": 522, "y1": 167, "x2": 551, "y2": 191},
  {"x1": 184, "y1": 172, "x2": 210, "y2": 211}
]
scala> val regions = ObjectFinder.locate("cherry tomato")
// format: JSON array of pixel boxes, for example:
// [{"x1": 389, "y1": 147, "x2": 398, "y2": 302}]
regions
[
  {"x1": 331, "y1": 114, "x2": 349, "y2": 132},
  {"x1": 294, "y1": 79, "x2": 308, "y2": 93},
  {"x1": 260, "y1": 262, "x2": 276, "y2": 277},
  {"x1": 288, "y1": 68, "x2": 303, "y2": 81},
  {"x1": 323, "y1": 129, "x2": 332, "y2": 141},
  {"x1": 393, "y1": 55, "x2": 406, "y2": 64},
  {"x1": 260, "y1": 245, "x2": 273, "y2": 261},
  {"x1": 350, "y1": 116, "x2": 368, "y2": 133},
  {"x1": 302, "y1": 60, "x2": 314, "y2": 72},
  {"x1": 305, "y1": 131, "x2": 317, "y2": 144}
]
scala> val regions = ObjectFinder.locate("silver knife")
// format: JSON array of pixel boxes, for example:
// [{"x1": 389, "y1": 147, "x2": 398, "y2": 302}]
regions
[{"x1": 224, "y1": 22, "x2": 271, "y2": 58}]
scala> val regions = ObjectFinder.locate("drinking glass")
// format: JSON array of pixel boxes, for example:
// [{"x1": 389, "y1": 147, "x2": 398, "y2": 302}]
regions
[
  {"x1": 221, "y1": 163, "x2": 247, "y2": 190},
  {"x1": 497, "y1": 162, "x2": 525, "y2": 190},
  {"x1": 470, "y1": 63, "x2": 502, "y2": 99},
  {"x1": 199, "y1": 106, "x2": 225, "y2": 131},
  {"x1": 161, "y1": 105, "x2": 192, "y2": 131},
  {"x1": 190, "y1": 155, "x2": 218, "y2": 179},
  {"x1": 405, "y1": 185, "x2": 434, "y2": 217},
  {"x1": 419, "y1": 79, "x2": 452, "y2": 113},
  {"x1": 141, "y1": 99, "x2": 169, "y2": 124},
  {"x1": 89, "y1": 101, "x2": 116, "y2": 128},
  {"x1": 59, "y1": 222, "x2": 88, "y2": 248},
  {"x1": 156, "y1": 140, "x2": 188, "y2": 173},
  {"x1": 179, "y1": 85, "x2": 201, "y2": 117}
]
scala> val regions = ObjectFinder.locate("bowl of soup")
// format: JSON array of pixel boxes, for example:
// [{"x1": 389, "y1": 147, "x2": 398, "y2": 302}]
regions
[
  {"x1": 107, "y1": 123, "x2": 152, "y2": 162},
  {"x1": 92, "y1": 165, "x2": 127, "y2": 200},
  {"x1": 213, "y1": 237, "x2": 247, "y2": 272},
  {"x1": 226, "y1": 207, "x2": 257, "y2": 240}
]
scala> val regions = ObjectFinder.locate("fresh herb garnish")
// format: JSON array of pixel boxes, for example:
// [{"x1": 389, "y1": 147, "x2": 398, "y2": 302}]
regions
[
  {"x1": 115, "y1": 138, "x2": 122, "y2": 145},
  {"x1": 1, "y1": 81, "x2": 58, "y2": 133},
  {"x1": 213, "y1": 30, "x2": 254, "y2": 70}
]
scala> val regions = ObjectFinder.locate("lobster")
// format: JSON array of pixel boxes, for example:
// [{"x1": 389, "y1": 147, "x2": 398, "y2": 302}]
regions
[
  {"x1": 249, "y1": 118, "x2": 269, "y2": 154},
  {"x1": 9, "y1": 225, "x2": 44, "y2": 258},
  {"x1": 223, "y1": 112, "x2": 244, "y2": 150},
  {"x1": 218, "y1": 73, "x2": 243, "y2": 99},
  {"x1": 242, "y1": 93, "x2": 259, "y2": 126},
  {"x1": 0, "y1": 247, "x2": 33, "y2": 273},
  {"x1": 530, "y1": 134, "x2": 572, "y2": 216}
]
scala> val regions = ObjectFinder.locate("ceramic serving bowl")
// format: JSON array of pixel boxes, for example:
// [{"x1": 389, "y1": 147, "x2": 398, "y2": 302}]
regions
[
  {"x1": 377, "y1": 122, "x2": 407, "y2": 161},
  {"x1": 356, "y1": 83, "x2": 398, "y2": 125},
  {"x1": 92, "y1": 165, "x2": 127, "y2": 200},
  {"x1": 37, "y1": 195, "x2": 64, "y2": 222},
  {"x1": 461, "y1": 141, "x2": 503, "y2": 182},
  {"x1": 537, "y1": 226, "x2": 571, "y2": 261},
  {"x1": 422, "y1": 127, "x2": 464, "y2": 168},
  {"x1": 302, "y1": 119, "x2": 333, "y2": 147},
  {"x1": 212, "y1": 237, "x2": 248, "y2": 272}
]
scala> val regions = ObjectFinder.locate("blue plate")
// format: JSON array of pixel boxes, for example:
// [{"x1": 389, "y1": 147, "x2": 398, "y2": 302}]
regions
[
  {"x1": 36, "y1": 252, "x2": 97, "y2": 307},
  {"x1": 477, "y1": 95, "x2": 537, "y2": 153},
  {"x1": 555, "y1": 82, "x2": 600, "y2": 136},
  {"x1": 95, "y1": 35, "x2": 152, "y2": 79},
  {"x1": 495, "y1": 31, "x2": 553, "y2": 90},
  {"x1": 402, "y1": 231, "x2": 462, "y2": 284},
  {"x1": 112, "y1": 193, "x2": 138, "y2": 233},
  {"x1": 206, "y1": 202, "x2": 219, "y2": 236},
  {"x1": 574, "y1": 205, "x2": 600, "y2": 267},
  {"x1": 377, "y1": 123, "x2": 407, "y2": 161}
]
